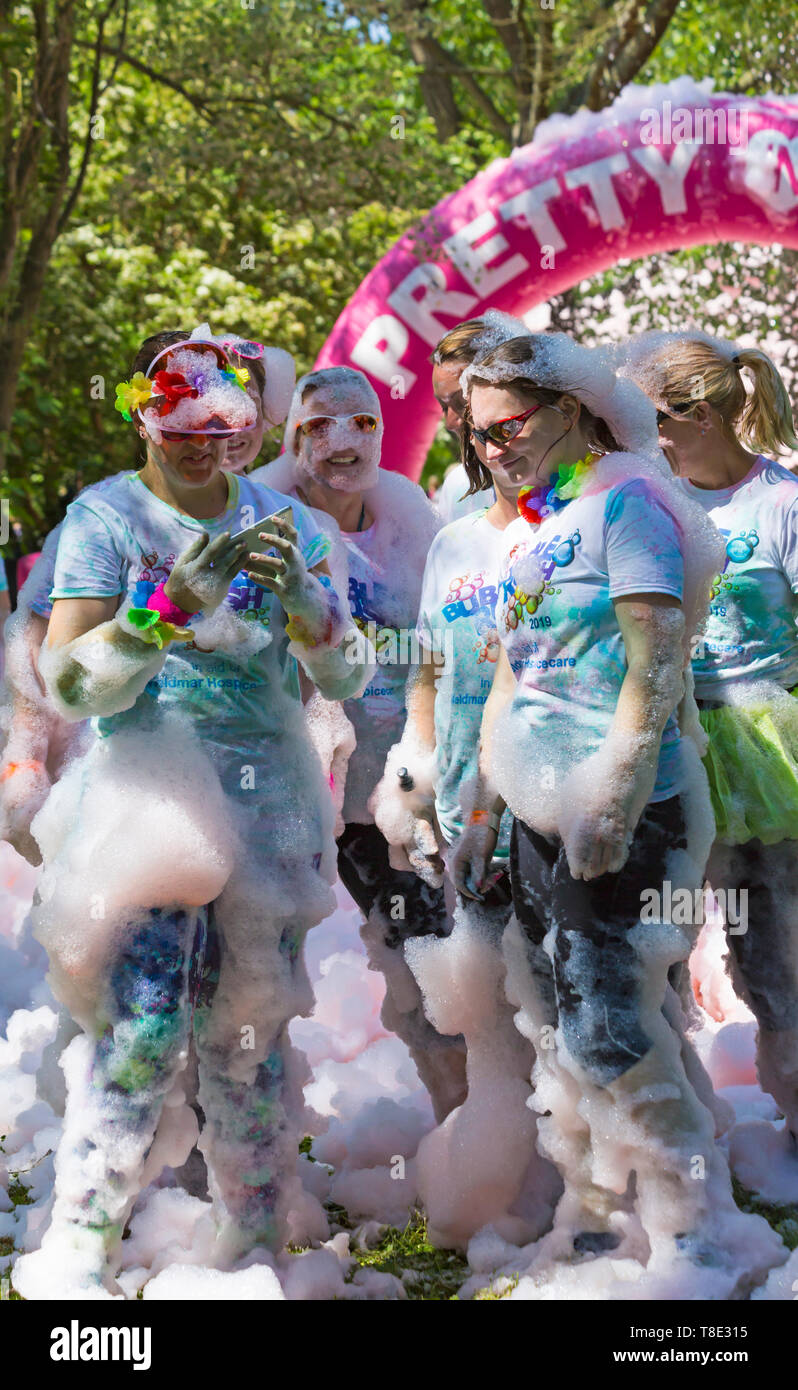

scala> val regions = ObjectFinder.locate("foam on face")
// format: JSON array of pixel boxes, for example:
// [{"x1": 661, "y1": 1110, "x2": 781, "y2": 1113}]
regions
[{"x1": 284, "y1": 368, "x2": 383, "y2": 494}]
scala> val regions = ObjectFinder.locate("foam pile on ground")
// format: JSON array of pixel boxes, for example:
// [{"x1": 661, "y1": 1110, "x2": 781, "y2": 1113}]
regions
[{"x1": 406, "y1": 901, "x2": 561, "y2": 1249}]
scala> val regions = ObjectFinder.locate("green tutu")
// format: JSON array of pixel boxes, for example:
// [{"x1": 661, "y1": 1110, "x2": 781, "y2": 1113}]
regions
[{"x1": 699, "y1": 689, "x2": 798, "y2": 845}]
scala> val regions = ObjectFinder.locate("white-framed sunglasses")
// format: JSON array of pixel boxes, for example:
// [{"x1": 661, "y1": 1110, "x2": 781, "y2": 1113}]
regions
[{"x1": 297, "y1": 412, "x2": 380, "y2": 437}]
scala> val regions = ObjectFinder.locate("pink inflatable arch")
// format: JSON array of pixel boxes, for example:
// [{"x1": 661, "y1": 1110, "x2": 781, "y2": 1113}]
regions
[{"x1": 315, "y1": 81, "x2": 798, "y2": 480}]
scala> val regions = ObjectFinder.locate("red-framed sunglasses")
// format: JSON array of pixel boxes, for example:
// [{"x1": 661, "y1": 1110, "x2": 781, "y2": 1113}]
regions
[{"x1": 470, "y1": 404, "x2": 542, "y2": 447}]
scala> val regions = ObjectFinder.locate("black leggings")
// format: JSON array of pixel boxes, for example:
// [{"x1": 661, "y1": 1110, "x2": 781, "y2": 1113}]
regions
[
  {"x1": 336, "y1": 821, "x2": 450, "y2": 948},
  {"x1": 510, "y1": 797, "x2": 688, "y2": 1085}
]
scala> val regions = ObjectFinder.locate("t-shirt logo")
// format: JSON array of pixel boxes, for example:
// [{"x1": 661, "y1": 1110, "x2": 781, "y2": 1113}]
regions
[
  {"x1": 725, "y1": 530, "x2": 759, "y2": 564},
  {"x1": 710, "y1": 529, "x2": 759, "y2": 600},
  {"x1": 441, "y1": 570, "x2": 499, "y2": 624}
]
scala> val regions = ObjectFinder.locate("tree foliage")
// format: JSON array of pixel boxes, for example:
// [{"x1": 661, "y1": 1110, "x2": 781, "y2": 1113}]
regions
[{"x1": 1, "y1": 0, "x2": 797, "y2": 554}]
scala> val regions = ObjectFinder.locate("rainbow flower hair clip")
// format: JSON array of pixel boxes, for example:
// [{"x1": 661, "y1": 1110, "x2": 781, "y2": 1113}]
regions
[{"x1": 114, "y1": 372, "x2": 154, "y2": 423}]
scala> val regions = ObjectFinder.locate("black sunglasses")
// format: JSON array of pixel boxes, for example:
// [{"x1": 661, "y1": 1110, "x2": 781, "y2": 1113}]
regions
[{"x1": 656, "y1": 402, "x2": 694, "y2": 426}]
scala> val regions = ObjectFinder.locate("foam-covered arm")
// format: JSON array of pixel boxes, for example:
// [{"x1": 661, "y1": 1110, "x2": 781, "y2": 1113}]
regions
[
  {"x1": 449, "y1": 646, "x2": 513, "y2": 899},
  {"x1": 40, "y1": 603, "x2": 190, "y2": 722},
  {"x1": 370, "y1": 663, "x2": 438, "y2": 841},
  {"x1": 286, "y1": 569, "x2": 375, "y2": 701},
  {"x1": 0, "y1": 610, "x2": 56, "y2": 862},
  {"x1": 370, "y1": 662, "x2": 443, "y2": 881}
]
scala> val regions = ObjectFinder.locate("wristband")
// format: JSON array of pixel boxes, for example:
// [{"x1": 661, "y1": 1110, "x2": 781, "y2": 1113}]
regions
[
  {"x1": 0, "y1": 759, "x2": 47, "y2": 783},
  {"x1": 469, "y1": 807, "x2": 489, "y2": 825},
  {"x1": 126, "y1": 607, "x2": 189, "y2": 651},
  {"x1": 285, "y1": 612, "x2": 335, "y2": 650},
  {"x1": 146, "y1": 582, "x2": 194, "y2": 626},
  {"x1": 488, "y1": 810, "x2": 502, "y2": 834}
]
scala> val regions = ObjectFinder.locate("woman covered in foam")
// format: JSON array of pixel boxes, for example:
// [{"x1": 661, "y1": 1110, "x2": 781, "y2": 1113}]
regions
[
  {"x1": 250, "y1": 366, "x2": 470, "y2": 1123},
  {"x1": 372, "y1": 313, "x2": 561, "y2": 1247},
  {"x1": 0, "y1": 325, "x2": 292, "y2": 865},
  {"x1": 12, "y1": 334, "x2": 371, "y2": 1299},
  {"x1": 452, "y1": 332, "x2": 787, "y2": 1298},
  {"x1": 621, "y1": 331, "x2": 798, "y2": 1205}
]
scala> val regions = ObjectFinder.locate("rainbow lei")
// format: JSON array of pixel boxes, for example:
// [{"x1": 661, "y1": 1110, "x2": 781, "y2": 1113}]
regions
[{"x1": 517, "y1": 454, "x2": 596, "y2": 524}]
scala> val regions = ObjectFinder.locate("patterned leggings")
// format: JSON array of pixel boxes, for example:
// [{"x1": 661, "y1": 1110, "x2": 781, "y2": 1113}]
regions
[{"x1": 51, "y1": 901, "x2": 305, "y2": 1263}]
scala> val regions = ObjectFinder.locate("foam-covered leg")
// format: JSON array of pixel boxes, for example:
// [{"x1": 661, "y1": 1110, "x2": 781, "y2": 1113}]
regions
[
  {"x1": 194, "y1": 875, "x2": 330, "y2": 1262},
  {"x1": 407, "y1": 896, "x2": 560, "y2": 1249},
  {"x1": 709, "y1": 839, "x2": 798, "y2": 1139},
  {"x1": 337, "y1": 821, "x2": 467, "y2": 1123},
  {"x1": 13, "y1": 906, "x2": 204, "y2": 1300}
]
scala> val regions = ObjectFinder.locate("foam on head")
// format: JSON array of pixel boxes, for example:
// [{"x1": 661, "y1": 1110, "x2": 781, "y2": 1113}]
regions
[
  {"x1": 283, "y1": 366, "x2": 383, "y2": 493},
  {"x1": 139, "y1": 342, "x2": 257, "y2": 443},
  {"x1": 461, "y1": 332, "x2": 658, "y2": 454},
  {"x1": 190, "y1": 324, "x2": 296, "y2": 428}
]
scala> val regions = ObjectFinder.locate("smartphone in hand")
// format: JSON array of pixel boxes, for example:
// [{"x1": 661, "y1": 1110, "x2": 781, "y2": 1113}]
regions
[{"x1": 229, "y1": 504, "x2": 294, "y2": 556}]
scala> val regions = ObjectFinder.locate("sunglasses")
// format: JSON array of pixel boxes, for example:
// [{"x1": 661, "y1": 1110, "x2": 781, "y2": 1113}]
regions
[
  {"x1": 470, "y1": 404, "x2": 542, "y2": 448},
  {"x1": 297, "y1": 413, "x2": 380, "y2": 437},
  {"x1": 656, "y1": 403, "x2": 693, "y2": 426},
  {"x1": 221, "y1": 338, "x2": 265, "y2": 360},
  {"x1": 160, "y1": 421, "x2": 236, "y2": 441}
]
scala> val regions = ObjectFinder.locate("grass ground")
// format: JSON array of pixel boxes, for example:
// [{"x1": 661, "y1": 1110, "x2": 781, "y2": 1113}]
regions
[{"x1": 2, "y1": 1156, "x2": 797, "y2": 1302}]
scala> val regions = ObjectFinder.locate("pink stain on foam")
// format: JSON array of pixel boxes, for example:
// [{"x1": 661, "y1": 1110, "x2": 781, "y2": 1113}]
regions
[{"x1": 292, "y1": 882, "x2": 390, "y2": 1068}]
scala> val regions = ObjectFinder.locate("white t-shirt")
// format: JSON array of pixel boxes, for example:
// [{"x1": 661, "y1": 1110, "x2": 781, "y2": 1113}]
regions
[
  {"x1": 679, "y1": 456, "x2": 798, "y2": 697},
  {"x1": 496, "y1": 475, "x2": 686, "y2": 805},
  {"x1": 51, "y1": 471, "x2": 329, "y2": 743},
  {"x1": 416, "y1": 509, "x2": 511, "y2": 849},
  {"x1": 434, "y1": 464, "x2": 493, "y2": 525}
]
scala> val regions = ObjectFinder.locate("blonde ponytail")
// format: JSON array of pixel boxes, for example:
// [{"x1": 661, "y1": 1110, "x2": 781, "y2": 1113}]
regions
[
  {"x1": 733, "y1": 347, "x2": 798, "y2": 456},
  {"x1": 621, "y1": 331, "x2": 798, "y2": 458}
]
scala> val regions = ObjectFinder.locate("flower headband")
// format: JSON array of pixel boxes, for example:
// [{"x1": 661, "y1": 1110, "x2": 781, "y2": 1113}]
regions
[{"x1": 114, "y1": 339, "x2": 257, "y2": 440}]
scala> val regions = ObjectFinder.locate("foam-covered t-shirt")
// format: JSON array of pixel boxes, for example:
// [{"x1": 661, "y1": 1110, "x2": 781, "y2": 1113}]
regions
[
  {"x1": 679, "y1": 456, "x2": 798, "y2": 698},
  {"x1": 496, "y1": 476, "x2": 686, "y2": 803},
  {"x1": 24, "y1": 475, "x2": 125, "y2": 620},
  {"x1": 341, "y1": 522, "x2": 414, "y2": 822},
  {"x1": 434, "y1": 464, "x2": 494, "y2": 525},
  {"x1": 50, "y1": 470, "x2": 329, "y2": 741},
  {"x1": 417, "y1": 509, "x2": 511, "y2": 849}
]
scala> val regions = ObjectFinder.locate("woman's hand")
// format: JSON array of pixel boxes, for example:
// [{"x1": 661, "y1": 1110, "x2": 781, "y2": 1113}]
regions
[
  {"x1": 164, "y1": 531, "x2": 249, "y2": 616},
  {"x1": 450, "y1": 820, "x2": 499, "y2": 901},
  {"x1": 245, "y1": 517, "x2": 314, "y2": 613},
  {"x1": 387, "y1": 809, "x2": 445, "y2": 887},
  {"x1": 0, "y1": 759, "x2": 51, "y2": 866},
  {"x1": 558, "y1": 758, "x2": 642, "y2": 881}
]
